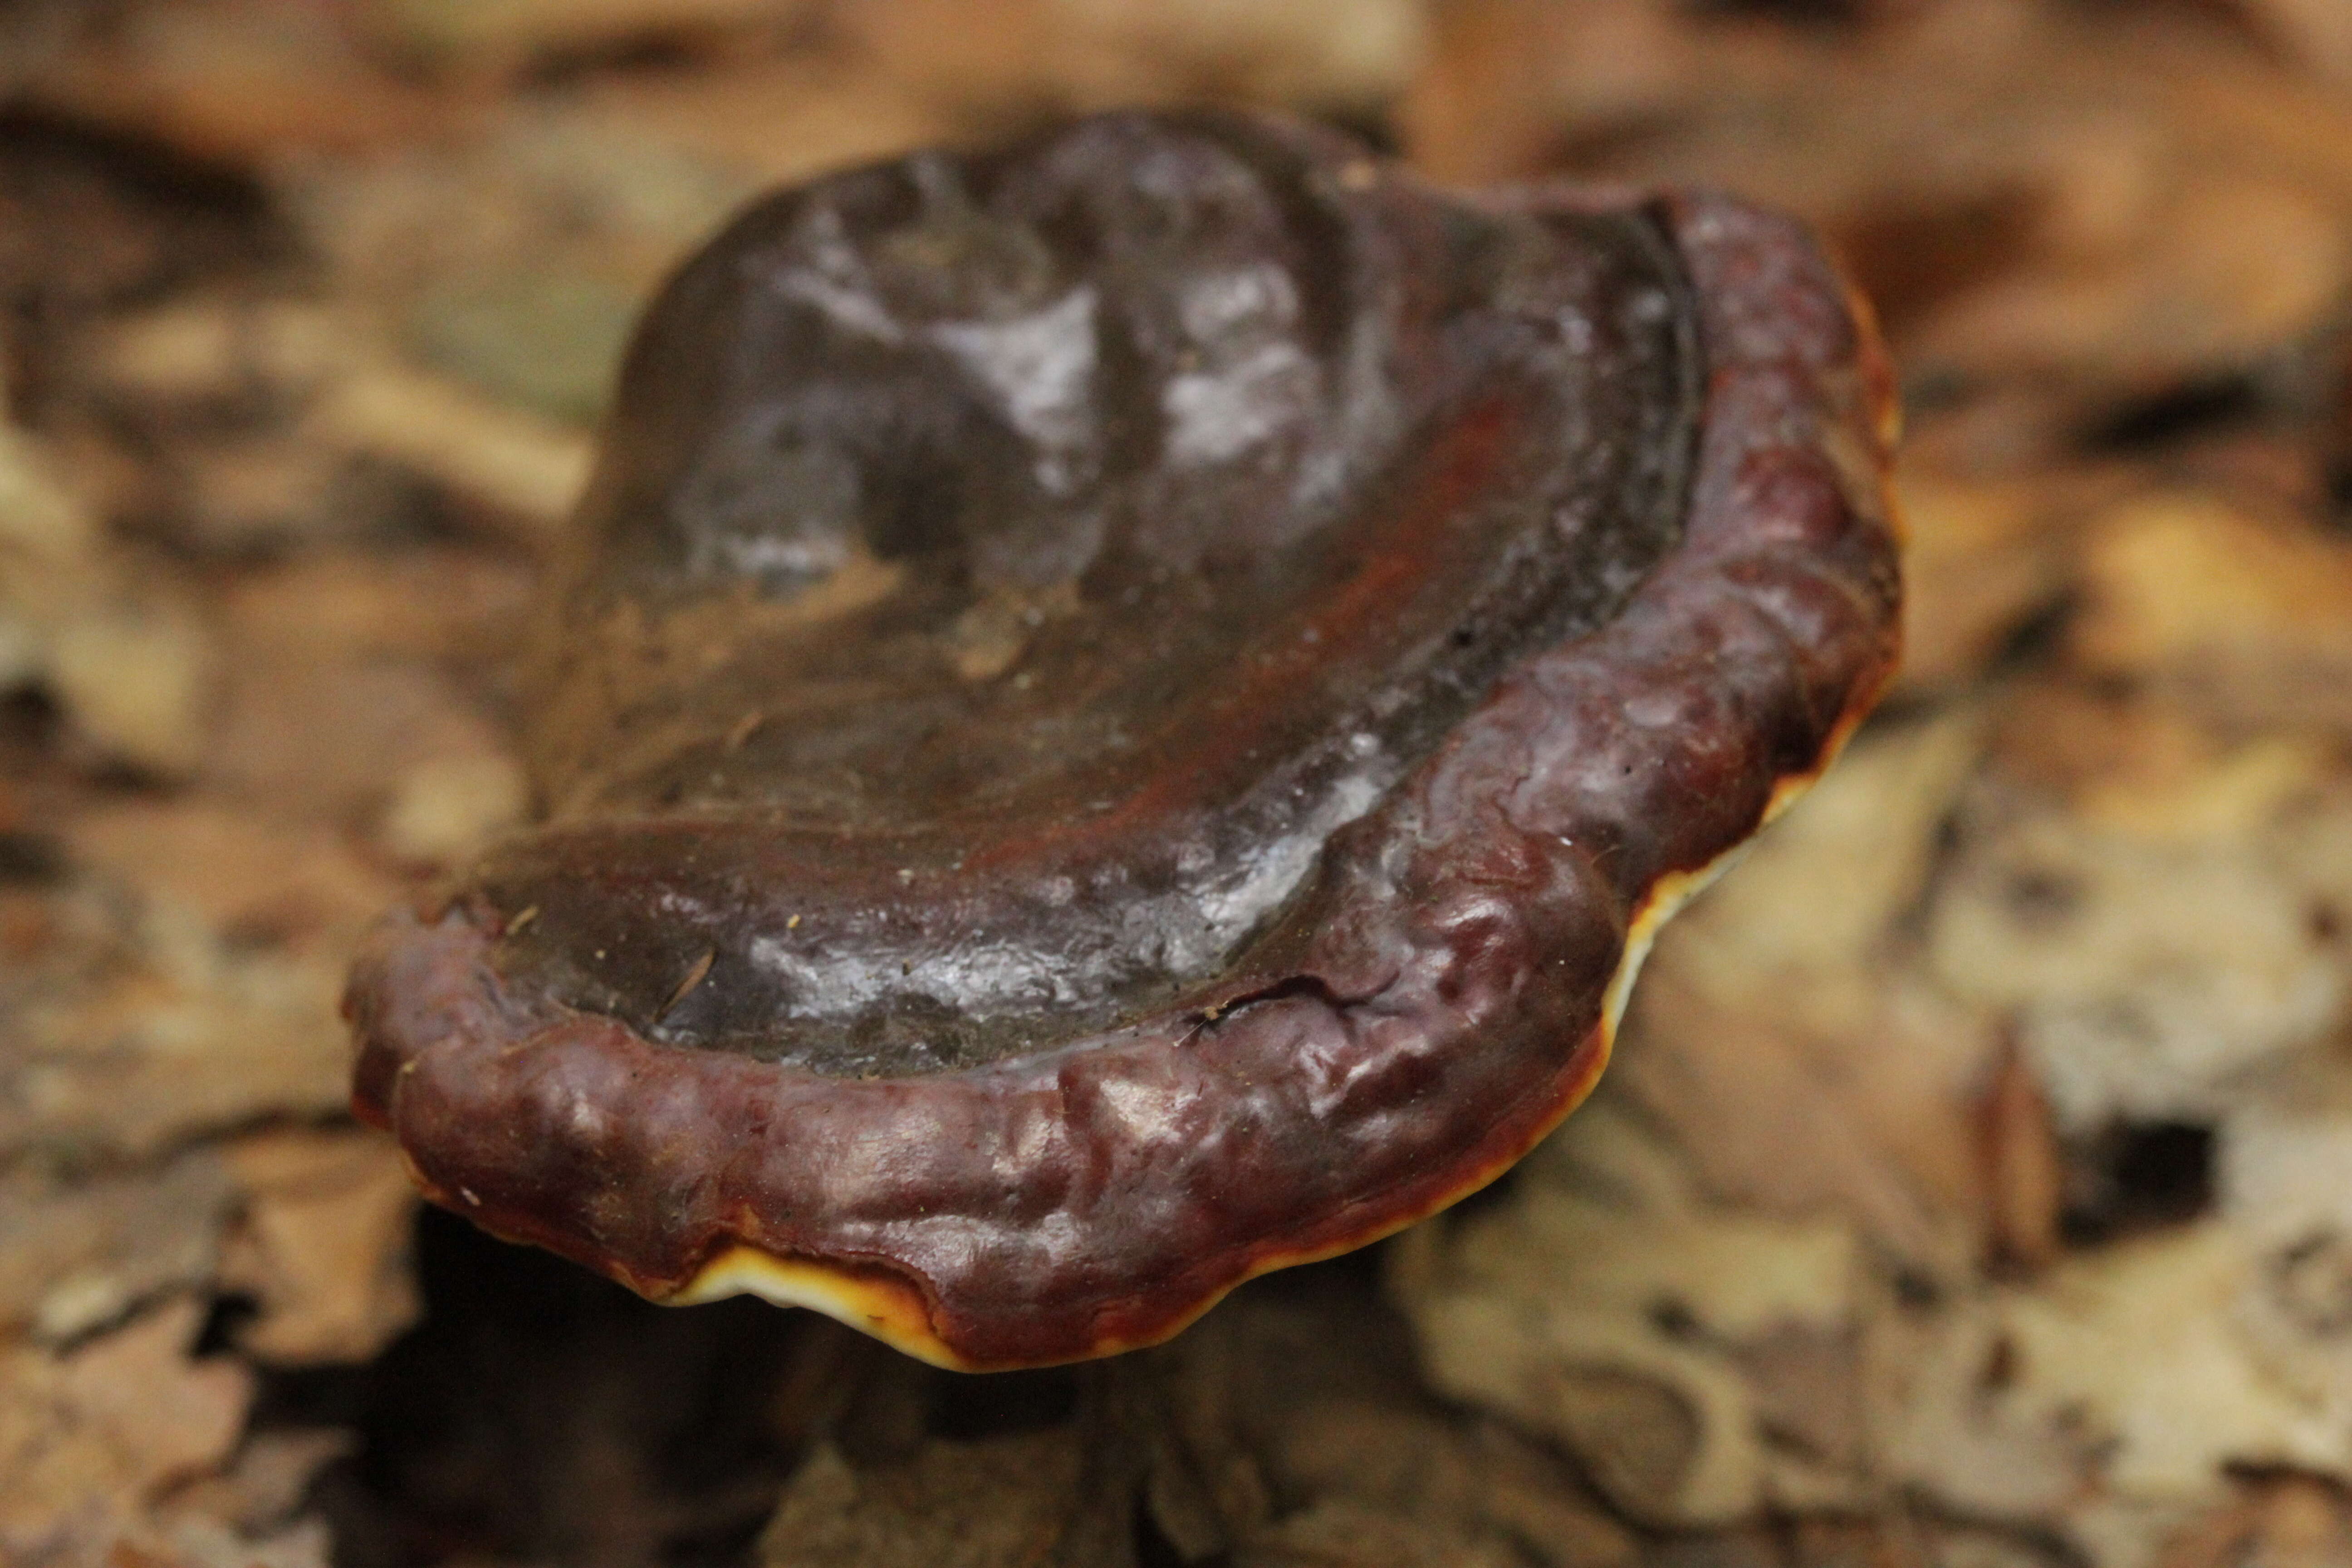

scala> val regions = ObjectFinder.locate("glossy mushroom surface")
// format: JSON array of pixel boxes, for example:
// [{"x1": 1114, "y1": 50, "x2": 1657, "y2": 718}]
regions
[{"x1": 347, "y1": 110, "x2": 1901, "y2": 1370}]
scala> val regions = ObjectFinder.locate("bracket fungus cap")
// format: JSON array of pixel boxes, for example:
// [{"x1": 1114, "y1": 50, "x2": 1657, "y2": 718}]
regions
[{"x1": 345, "y1": 110, "x2": 1901, "y2": 1371}]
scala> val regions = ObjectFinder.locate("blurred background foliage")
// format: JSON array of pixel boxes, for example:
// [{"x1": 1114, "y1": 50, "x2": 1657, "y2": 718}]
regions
[{"x1": 15, "y1": 2, "x2": 2352, "y2": 1565}]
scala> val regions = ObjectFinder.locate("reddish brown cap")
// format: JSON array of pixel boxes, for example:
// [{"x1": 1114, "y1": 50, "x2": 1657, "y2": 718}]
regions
[{"x1": 346, "y1": 110, "x2": 1900, "y2": 1370}]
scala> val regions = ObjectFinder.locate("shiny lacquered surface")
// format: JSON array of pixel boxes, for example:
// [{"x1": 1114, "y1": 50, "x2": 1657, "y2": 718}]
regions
[
  {"x1": 346, "y1": 111, "x2": 1901, "y2": 1369},
  {"x1": 486, "y1": 112, "x2": 1700, "y2": 1076}
]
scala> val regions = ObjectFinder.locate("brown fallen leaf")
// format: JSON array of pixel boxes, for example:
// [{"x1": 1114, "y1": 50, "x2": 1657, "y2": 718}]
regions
[
  {"x1": 843, "y1": 0, "x2": 1428, "y2": 120},
  {"x1": 2069, "y1": 493, "x2": 2352, "y2": 734},
  {"x1": 1616, "y1": 713, "x2": 1997, "y2": 1277},
  {"x1": 362, "y1": 0, "x2": 820, "y2": 79},
  {"x1": 1981, "y1": 1037, "x2": 2064, "y2": 1275},
  {"x1": 204, "y1": 566, "x2": 522, "y2": 824},
  {"x1": 2234, "y1": 0, "x2": 2352, "y2": 89},
  {"x1": 3, "y1": 807, "x2": 391, "y2": 1161},
  {"x1": 218, "y1": 549, "x2": 537, "y2": 671},
  {"x1": 64, "y1": 802, "x2": 394, "y2": 946},
  {"x1": 2153, "y1": 1472, "x2": 2352, "y2": 1568},
  {"x1": 0, "y1": 1152, "x2": 233, "y2": 1343},
  {"x1": 1404, "y1": 0, "x2": 2352, "y2": 399},
  {"x1": 1891, "y1": 465, "x2": 2096, "y2": 696},
  {"x1": 170, "y1": 1426, "x2": 354, "y2": 1540},
  {"x1": 374, "y1": 750, "x2": 528, "y2": 868},
  {"x1": 1926, "y1": 774, "x2": 2345, "y2": 1133},
  {"x1": 219, "y1": 1127, "x2": 420, "y2": 1367},
  {"x1": 0, "y1": 422, "x2": 220, "y2": 778},
  {"x1": 1878, "y1": 1222, "x2": 2348, "y2": 1546},
  {"x1": 576, "y1": 53, "x2": 954, "y2": 189},
  {"x1": 16, "y1": 0, "x2": 449, "y2": 164},
  {"x1": 1392, "y1": 1095, "x2": 1870, "y2": 1527},
  {"x1": 0, "y1": 1298, "x2": 255, "y2": 1561}
]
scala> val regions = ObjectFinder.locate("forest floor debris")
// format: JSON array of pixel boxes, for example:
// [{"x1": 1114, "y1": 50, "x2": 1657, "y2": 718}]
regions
[{"x1": 15, "y1": 1, "x2": 2352, "y2": 1564}]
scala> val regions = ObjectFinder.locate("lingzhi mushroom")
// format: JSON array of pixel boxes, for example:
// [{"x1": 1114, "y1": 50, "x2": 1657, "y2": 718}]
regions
[{"x1": 345, "y1": 109, "x2": 1901, "y2": 1372}]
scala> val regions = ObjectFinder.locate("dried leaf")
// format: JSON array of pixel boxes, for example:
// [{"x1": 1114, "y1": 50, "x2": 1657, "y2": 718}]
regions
[
  {"x1": 845, "y1": 0, "x2": 1427, "y2": 118},
  {"x1": 1882, "y1": 1225, "x2": 2350, "y2": 1527},
  {"x1": 1615, "y1": 715, "x2": 1998, "y2": 1275},
  {"x1": 0, "y1": 1299, "x2": 255, "y2": 1561},
  {"x1": 1926, "y1": 768, "x2": 2344, "y2": 1132},
  {"x1": 219, "y1": 1128, "x2": 419, "y2": 1366},
  {"x1": 2070, "y1": 495, "x2": 2352, "y2": 732},
  {"x1": 1393, "y1": 1098, "x2": 1868, "y2": 1525},
  {"x1": 0, "y1": 1152, "x2": 233, "y2": 1343}
]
